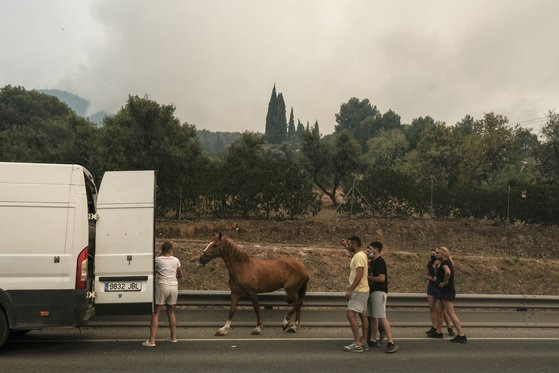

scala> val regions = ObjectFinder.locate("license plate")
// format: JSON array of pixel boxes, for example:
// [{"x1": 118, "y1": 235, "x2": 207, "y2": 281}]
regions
[{"x1": 104, "y1": 281, "x2": 142, "y2": 292}]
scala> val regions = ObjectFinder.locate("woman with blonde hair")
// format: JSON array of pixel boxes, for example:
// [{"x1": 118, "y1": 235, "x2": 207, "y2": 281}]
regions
[
  {"x1": 425, "y1": 249, "x2": 454, "y2": 336},
  {"x1": 429, "y1": 246, "x2": 467, "y2": 343}
]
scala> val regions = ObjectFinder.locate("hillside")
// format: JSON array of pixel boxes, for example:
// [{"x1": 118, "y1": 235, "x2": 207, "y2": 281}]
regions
[{"x1": 156, "y1": 209, "x2": 559, "y2": 295}]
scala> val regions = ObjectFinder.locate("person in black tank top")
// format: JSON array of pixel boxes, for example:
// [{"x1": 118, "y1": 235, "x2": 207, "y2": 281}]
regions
[
  {"x1": 431, "y1": 246, "x2": 467, "y2": 343},
  {"x1": 426, "y1": 250, "x2": 454, "y2": 336},
  {"x1": 436, "y1": 258, "x2": 455, "y2": 296}
]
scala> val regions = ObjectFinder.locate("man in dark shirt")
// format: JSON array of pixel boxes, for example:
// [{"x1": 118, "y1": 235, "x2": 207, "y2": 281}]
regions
[{"x1": 367, "y1": 241, "x2": 398, "y2": 353}]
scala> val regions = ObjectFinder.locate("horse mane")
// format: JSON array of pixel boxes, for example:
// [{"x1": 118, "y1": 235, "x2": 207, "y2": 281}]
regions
[{"x1": 221, "y1": 236, "x2": 250, "y2": 263}]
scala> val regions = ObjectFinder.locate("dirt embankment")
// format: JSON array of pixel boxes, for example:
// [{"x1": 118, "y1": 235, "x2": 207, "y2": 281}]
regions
[{"x1": 156, "y1": 211, "x2": 559, "y2": 295}]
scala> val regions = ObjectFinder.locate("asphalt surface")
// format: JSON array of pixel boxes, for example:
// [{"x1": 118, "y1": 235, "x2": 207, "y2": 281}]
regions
[
  {"x1": 2, "y1": 326, "x2": 559, "y2": 373},
  {"x1": 86, "y1": 308, "x2": 559, "y2": 328}
]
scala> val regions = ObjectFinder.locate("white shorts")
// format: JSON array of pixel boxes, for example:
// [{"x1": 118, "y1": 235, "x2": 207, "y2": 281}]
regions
[
  {"x1": 368, "y1": 291, "x2": 387, "y2": 319},
  {"x1": 155, "y1": 283, "x2": 178, "y2": 305},
  {"x1": 347, "y1": 292, "x2": 369, "y2": 314}
]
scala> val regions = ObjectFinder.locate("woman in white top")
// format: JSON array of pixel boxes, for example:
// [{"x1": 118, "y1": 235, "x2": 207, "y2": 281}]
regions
[{"x1": 143, "y1": 241, "x2": 184, "y2": 347}]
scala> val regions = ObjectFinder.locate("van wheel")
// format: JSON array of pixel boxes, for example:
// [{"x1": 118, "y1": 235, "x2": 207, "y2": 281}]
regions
[{"x1": 0, "y1": 310, "x2": 8, "y2": 349}]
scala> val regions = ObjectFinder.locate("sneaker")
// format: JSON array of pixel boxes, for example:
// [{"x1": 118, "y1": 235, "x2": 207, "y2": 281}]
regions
[
  {"x1": 385, "y1": 342, "x2": 398, "y2": 353},
  {"x1": 165, "y1": 338, "x2": 178, "y2": 343},
  {"x1": 368, "y1": 339, "x2": 380, "y2": 348},
  {"x1": 449, "y1": 335, "x2": 468, "y2": 344},
  {"x1": 362, "y1": 343, "x2": 369, "y2": 351},
  {"x1": 447, "y1": 327, "x2": 455, "y2": 336},
  {"x1": 142, "y1": 341, "x2": 156, "y2": 347},
  {"x1": 425, "y1": 327, "x2": 436, "y2": 334},
  {"x1": 343, "y1": 343, "x2": 364, "y2": 353},
  {"x1": 427, "y1": 330, "x2": 443, "y2": 339}
]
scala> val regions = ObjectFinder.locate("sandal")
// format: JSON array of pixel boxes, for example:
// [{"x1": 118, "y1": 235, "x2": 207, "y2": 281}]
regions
[{"x1": 142, "y1": 341, "x2": 156, "y2": 347}]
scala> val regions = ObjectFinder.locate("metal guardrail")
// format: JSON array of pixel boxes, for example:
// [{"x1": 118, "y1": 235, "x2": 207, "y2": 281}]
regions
[
  {"x1": 84, "y1": 291, "x2": 559, "y2": 328},
  {"x1": 178, "y1": 290, "x2": 559, "y2": 309}
]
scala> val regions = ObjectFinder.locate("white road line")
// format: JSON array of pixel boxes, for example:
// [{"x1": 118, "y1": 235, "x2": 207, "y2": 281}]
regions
[{"x1": 10, "y1": 337, "x2": 559, "y2": 343}]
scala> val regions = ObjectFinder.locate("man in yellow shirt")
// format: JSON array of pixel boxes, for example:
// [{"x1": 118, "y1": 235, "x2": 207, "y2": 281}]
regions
[{"x1": 340, "y1": 236, "x2": 369, "y2": 352}]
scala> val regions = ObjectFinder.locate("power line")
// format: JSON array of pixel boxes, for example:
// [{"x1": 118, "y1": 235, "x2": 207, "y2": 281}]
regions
[{"x1": 515, "y1": 116, "x2": 548, "y2": 125}]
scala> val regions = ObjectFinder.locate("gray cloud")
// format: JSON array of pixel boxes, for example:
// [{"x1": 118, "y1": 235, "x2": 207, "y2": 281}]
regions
[{"x1": 2, "y1": 0, "x2": 558, "y2": 134}]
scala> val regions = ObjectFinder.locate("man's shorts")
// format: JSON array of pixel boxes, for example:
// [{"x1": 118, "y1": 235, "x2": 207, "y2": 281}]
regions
[
  {"x1": 368, "y1": 291, "x2": 387, "y2": 319},
  {"x1": 155, "y1": 283, "x2": 178, "y2": 305},
  {"x1": 347, "y1": 292, "x2": 369, "y2": 313}
]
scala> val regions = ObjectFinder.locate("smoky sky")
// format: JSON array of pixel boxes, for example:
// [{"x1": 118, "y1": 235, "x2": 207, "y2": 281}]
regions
[{"x1": 1, "y1": 0, "x2": 558, "y2": 134}]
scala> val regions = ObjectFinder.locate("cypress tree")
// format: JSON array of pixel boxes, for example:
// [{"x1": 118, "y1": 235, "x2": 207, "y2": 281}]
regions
[
  {"x1": 274, "y1": 93, "x2": 287, "y2": 143},
  {"x1": 313, "y1": 120, "x2": 320, "y2": 137},
  {"x1": 287, "y1": 107, "x2": 296, "y2": 142},
  {"x1": 265, "y1": 85, "x2": 278, "y2": 141},
  {"x1": 296, "y1": 119, "x2": 305, "y2": 140}
]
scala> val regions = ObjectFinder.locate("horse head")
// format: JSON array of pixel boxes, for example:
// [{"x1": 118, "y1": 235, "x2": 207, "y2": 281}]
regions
[{"x1": 198, "y1": 232, "x2": 224, "y2": 266}]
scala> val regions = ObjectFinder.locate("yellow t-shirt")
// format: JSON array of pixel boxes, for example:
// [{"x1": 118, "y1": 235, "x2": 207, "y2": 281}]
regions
[{"x1": 349, "y1": 250, "x2": 369, "y2": 293}]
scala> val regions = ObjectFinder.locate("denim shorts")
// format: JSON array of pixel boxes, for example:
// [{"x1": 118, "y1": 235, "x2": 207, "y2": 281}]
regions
[{"x1": 427, "y1": 282, "x2": 439, "y2": 297}]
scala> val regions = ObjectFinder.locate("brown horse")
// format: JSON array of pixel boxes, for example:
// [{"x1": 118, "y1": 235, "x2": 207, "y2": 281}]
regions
[{"x1": 198, "y1": 232, "x2": 310, "y2": 336}]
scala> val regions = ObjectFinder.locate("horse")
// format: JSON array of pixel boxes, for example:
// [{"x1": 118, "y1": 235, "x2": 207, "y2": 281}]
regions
[{"x1": 198, "y1": 232, "x2": 310, "y2": 336}]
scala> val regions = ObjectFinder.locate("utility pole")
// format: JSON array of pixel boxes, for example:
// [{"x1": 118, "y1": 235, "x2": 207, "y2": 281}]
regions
[
  {"x1": 430, "y1": 176, "x2": 434, "y2": 216},
  {"x1": 506, "y1": 183, "x2": 510, "y2": 224},
  {"x1": 349, "y1": 178, "x2": 356, "y2": 218},
  {"x1": 507, "y1": 161, "x2": 528, "y2": 224},
  {"x1": 335, "y1": 178, "x2": 377, "y2": 218}
]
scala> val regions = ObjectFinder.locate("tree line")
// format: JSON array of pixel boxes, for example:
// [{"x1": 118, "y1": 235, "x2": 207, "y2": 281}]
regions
[{"x1": 1, "y1": 85, "x2": 558, "y2": 223}]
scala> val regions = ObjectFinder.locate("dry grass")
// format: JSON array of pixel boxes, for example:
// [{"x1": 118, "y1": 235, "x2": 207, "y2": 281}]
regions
[{"x1": 157, "y1": 207, "x2": 559, "y2": 295}]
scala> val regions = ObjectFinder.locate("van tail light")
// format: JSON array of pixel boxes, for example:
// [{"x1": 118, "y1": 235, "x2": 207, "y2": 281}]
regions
[{"x1": 76, "y1": 247, "x2": 89, "y2": 289}]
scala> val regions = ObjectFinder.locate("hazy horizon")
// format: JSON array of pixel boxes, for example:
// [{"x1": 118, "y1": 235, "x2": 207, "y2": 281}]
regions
[{"x1": 2, "y1": 0, "x2": 558, "y2": 135}]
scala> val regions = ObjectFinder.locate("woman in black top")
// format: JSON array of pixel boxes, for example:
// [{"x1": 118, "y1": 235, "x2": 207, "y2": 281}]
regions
[
  {"x1": 426, "y1": 250, "x2": 454, "y2": 336},
  {"x1": 434, "y1": 246, "x2": 467, "y2": 343}
]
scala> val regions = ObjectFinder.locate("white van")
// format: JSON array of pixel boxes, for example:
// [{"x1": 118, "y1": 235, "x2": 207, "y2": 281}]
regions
[{"x1": 0, "y1": 162, "x2": 155, "y2": 348}]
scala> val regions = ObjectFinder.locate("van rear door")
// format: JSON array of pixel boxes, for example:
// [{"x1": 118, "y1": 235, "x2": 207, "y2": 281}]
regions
[{"x1": 93, "y1": 171, "x2": 155, "y2": 316}]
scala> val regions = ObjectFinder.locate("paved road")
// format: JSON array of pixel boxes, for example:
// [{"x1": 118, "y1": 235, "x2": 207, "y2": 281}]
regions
[
  {"x1": 2, "y1": 327, "x2": 559, "y2": 373},
  {"x1": 86, "y1": 308, "x2": 559, "y2": 328}
]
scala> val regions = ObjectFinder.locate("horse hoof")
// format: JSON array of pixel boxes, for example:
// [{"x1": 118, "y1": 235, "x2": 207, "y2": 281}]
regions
[
  {"x1": 251, "y1": 330, "x2": 261, "y2": 335},
  {"x1": 215, "y1": 330, "x2": 228, "y2": 337},
  {"x1": 286, "y1": 326, "x2": 296, "y2": 333}
]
